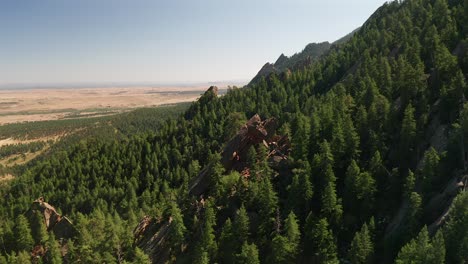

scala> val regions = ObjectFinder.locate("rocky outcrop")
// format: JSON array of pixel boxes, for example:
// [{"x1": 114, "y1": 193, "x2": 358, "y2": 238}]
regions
[
  {"x1": 221, "y1": 114, "x2": 277, "y2": 170},
  {"x1": 134, "y1": 216, "x2": 172, "y2": 264},
  {"x1": 137, "y1": 114, "x2": 291, "y2": 262},
  {"x1": 189, "y1": 114, "x2": 290, "y2": 196},
  {"x1": 27, "y1": 197, "x2": 77, "y2": 240},
  {"x1": 427, "y1": 175, "x2": 467, "y2": 234}
]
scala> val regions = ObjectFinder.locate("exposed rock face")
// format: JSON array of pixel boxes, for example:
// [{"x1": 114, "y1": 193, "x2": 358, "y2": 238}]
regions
[
  {"x1": 134, "y1": 216, "x2": 172, "y2": 264},
  {"x1": 203, "y1": 86, "x2": 218, "y2": 97},
  {"x1": 427, "y1": 175, "x2": 467, "y2": 234},
  {"x1": 136, "y1": 114, "x2": 290, "y2": 262},
  {"x1": 27, "y1": 197, "x2": 77, "y2": 240},
  {"x1": 221, "y1": 114, "x2": 277, "y2": 170},
  {"x1": 189, "y1": 114, "x2": 289, "y2": 196}
]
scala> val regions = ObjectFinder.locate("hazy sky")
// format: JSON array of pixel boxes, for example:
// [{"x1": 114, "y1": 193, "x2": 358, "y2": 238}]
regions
[{"x1": 0, "y1": 0, "x2": 386, "y2": 86}]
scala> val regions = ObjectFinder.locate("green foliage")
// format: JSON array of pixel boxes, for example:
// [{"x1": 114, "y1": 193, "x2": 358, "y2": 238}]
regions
[
  {"x1": 133, "y1": 247, "x2": 151, "y2": 264},
  {"x1": 444, "y1": 191, "x2": 468, "y2": 263},
  {"x1": 284, "y1": 211, "x2": 301, "y2": 258},
  {"x1": 168, "y1": 203, "x2": 186, "y2": 252},
  {"x1": 395, "y1": 227, "x2": 445, "y2": 264},
  {"x1": 307, "y1": 217, "x2": 338, "y2": 263},
  {"x1": 348, "y1": 222, "x2": 374, "y2": 264},
  {"x1": 45, "y1": 233, "x2": 62, "y2": 264},
  {"x1": 236, "y1": 242, "x2": 260, "y2": 264},
  {"x1": 31, "y1": 211, "x2": 48, "y2": 244},
  {"x1": 14, "y1": 215, "x2": 34, "y2": 252},
  {"x1": 0, "y1": 0, "x2": 466, "y2": 263}
]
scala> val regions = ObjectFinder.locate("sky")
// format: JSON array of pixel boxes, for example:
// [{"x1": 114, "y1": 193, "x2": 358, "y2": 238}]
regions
[{"x1": 0, "y1": 0, "x2": 387, "y2": 86}]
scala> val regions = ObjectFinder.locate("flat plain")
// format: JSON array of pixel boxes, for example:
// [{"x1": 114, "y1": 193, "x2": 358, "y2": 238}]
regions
[{"x1": 0, "y1": 85, "x2": 229, "y2": 125}]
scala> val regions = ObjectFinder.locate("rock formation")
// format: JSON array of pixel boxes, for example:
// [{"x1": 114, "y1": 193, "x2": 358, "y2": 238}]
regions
[
  {"x1": 136, "y1": 114, "x2": 291, "y2": 262},
  {"x1": 27, "y1": 197, "x2": 77, "y2": 240},
  {"x1": 134, "y1": 216, "x2": 172, "y2": 264},
  {"x1": 189, "y1": 114, "x2": 290, "y2": 196}
]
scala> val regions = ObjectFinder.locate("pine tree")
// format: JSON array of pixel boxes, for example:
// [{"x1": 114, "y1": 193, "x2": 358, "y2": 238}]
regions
[
  {"x1": 14, "y1": 215, "x2": 34, "y2": 252},
  {"x1": 287, "y1": 160, "x2": 313, "y2": 220},
  {"x1": 291, "y1": 114, "x2": 311, "y2": 161},
  {"x1": 403, "y1": 170, "x2": 416, "y2": 199},
  {"x1": 269, "y1": 235, "x2": 291, "y2": 264},
  {"x1": 233, "y1": 205, "x2": 250, "y2": 247},
  {"x1": 429, "y1": 230, "x2": 446, "y2": 264},
  {"x1": 236, "y1": 242, "x2": 260, "y2": 264},
  {"x1": 194, "y1": 203, "x2": 217, "y2": 262},
  {"x1": 133, "y1": 247, "x2": 151, "y2": 264},
  {"x1": 46, "y1": 233, "x2": 62, "y2": 264},
  {"x1": 320, "y1": 166, "x2": 342, "y2": 227},
  {"x1": 421, "y1": 147, "x2": 440, "y2": 194},
  {"x1": 168, "y1": 202, "x2": 186, "y2": 254},
  {"x1": 284, "y1": 211, "x2": 300, "y2": 258},
  {"x1": 395, "y1": 226, "x2": 445, "y2": 264},
  {"x1": 219, "y1": 218, "x2": 236, "y2": 263},
  {"x1": 444, "y1": 191, "x2": 468, "y2": 263},
  {"x1": 308, "y1": 218, "x2": 338, "y2": 263},
  {"x1": 31, "y1": 211, "x2": 48, "y2": 244},
  {"x1": 348, "y1": 223, "x2": 374, "y2": 264},
  {"x1": 400, "y1": 103, "x2": 417, "y2": 169}
]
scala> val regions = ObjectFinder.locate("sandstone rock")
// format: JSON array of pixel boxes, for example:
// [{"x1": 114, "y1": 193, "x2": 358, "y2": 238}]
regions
[{"x1": 27, "y1": 197, "x2": 77, "y2": 240}]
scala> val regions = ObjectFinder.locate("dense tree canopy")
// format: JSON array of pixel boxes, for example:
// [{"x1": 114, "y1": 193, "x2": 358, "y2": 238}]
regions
[{"x1": 0, "y1": 0, "x2": 467, "y2": 263}]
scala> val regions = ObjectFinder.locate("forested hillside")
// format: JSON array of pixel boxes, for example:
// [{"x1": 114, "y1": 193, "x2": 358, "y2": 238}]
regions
[
  {"x1": 249, "y1": 42, "x2": 332, "y2": 85},
  {"x1": 1, "y1": 0, "x2": 468, "y2": 263}
]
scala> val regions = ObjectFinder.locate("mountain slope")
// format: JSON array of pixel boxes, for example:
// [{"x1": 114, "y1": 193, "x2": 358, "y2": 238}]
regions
[
  {"x1": 249, "y1": 41, "x2": 332, "y2": 85},
  {"x1": 249, "y1": 28, "x2": 361, "y2": 86},
  {"x1": 1, "y1": 0, "x2": 468, "y2": 263}
]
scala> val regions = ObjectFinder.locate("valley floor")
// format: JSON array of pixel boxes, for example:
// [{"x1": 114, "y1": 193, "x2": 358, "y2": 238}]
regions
[{"x1": 0, "y1": 85, "x2": 230, "y2": 124}]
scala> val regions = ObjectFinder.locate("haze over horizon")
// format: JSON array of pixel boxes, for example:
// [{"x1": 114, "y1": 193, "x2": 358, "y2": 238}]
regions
[{"x1": 1, "y1": 0, "x2": 386, "y2": 86}]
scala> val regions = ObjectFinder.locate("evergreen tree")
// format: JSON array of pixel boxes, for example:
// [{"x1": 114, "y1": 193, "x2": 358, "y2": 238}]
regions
[
  {"x1": 46, "y1": 233, "x2": 62, "y2": 264},
  {"x1": 269, "y1": 235, "x2": 291, "y2": 264},
  {"x1": 320, "y1": 166, "x2": 342, "y2": 227},
  {"x1": 400, "y1": 103, "x2": 417, "y2": 169},
  {"x1": 233, "y1": 205, "x2": 250, "y2": 247},
  {"x1": 444, "y1": 191, "x2": 468, "y2": 263},
  {"x1": 133, "y1": 247, "x2": 151, "y2": 264},
  {"x1": 284, "y1": 211, "x2": 300, "y2": 259},
  {"x1": 395, "y1": 226, "x2": 445, "y2": 264},
  {"x1": 236, "y1": 242, "x2": 260, "y2": 264},
  {"x1": 14, "y1": 215, "x2": 34, "y2": 252},
  {"x1": 219, "y1": 218, "x2": 236, "y2": 263},
  {"x1": 194, "y1": 203, "x2": 217, "y2": 262},
  {"x1": 420, "y1": 147, "x2": 440, "y2": 194},
  {"x1": 168, "y1": 202, "x2": 186, "y2": 254},
  {"x1": 348, "y1": 223, "x2": 374, "y2": 264},
  {"x1": 308, "y1": 218, "x2": 338, "y2": 263},
  {"x1": 31, "y1": 211, "x2": 48, "y2": 244}
]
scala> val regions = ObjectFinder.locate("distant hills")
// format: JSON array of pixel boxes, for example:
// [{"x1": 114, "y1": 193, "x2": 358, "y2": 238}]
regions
[{"x1": 249, "y1": 28, "x2": 360, "y2": 85}]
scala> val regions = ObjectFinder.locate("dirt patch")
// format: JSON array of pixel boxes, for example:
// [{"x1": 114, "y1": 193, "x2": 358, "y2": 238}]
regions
[
  {"x1": 0, "y1": 174, "x2": 14, "y2": 182},
  {"x1": 0, "y1": 135, "x2": 61, "y2": 146},
  {"x1": 0, "y1": 149, "x2": 47, "y2": 167}
]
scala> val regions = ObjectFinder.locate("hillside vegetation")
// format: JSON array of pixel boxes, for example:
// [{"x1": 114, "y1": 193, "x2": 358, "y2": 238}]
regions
[{"x1": 1, "y1": 0, "x2": 468, "y2": 263}]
